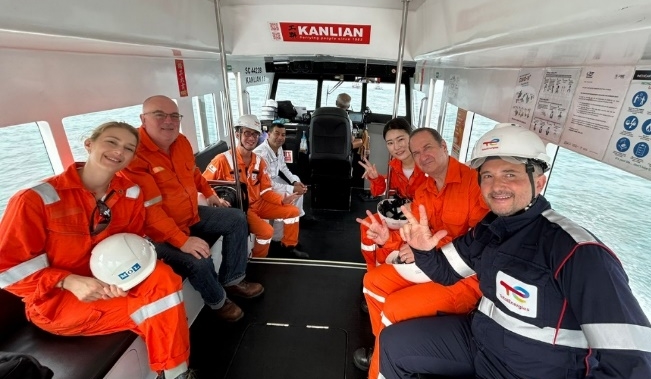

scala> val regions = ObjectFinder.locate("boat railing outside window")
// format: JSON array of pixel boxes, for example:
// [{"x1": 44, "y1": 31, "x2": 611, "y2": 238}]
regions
[{"x1": 412, "y1": 79, "x2": 444, "y2": 129}]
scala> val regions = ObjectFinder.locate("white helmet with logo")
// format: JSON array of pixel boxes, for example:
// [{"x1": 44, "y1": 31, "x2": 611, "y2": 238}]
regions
[
  {"x1": 235, "y1": 114, "x2": 262, "y2": 133},
  {"x1": 90, "y1": 233, "x2": 157, "y2": 291},
  {"x1": 469, "y1": 123, "x2": 551, "y2": 172},
  {"x1": 377, "y1": 198, "x2": 410, "y2": 230},
  {"x1": 385, "y1": 251, "x2": 431, "y2": 283}
]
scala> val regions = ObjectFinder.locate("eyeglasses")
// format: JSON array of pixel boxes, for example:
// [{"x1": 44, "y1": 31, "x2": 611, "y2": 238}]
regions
[
  {"x1": 90, "y1": 191, "x2": 114, "y2": 236},
  {"x1": 242, "y1": 130, "x2": 260, "y2": 138},
  {"x1": 143, "y1": 111, "x2": 183, "y2": 122}
]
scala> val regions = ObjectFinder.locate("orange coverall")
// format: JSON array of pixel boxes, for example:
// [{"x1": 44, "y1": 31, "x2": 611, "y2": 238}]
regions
[
  {"x1": 364, "y1": 157, "x2": 489, "y2": 379},
  {"x1": 0, "y1": 163, "x2": 189, "y2": 372},
  {"x1": 124, "y1": 128, "x2": 217, "y2": 248},
  {"x1": 203, "y1": 149, "x2": 300, "y2": 257},
  {"x1": 361, "y1": 158, "x2": 427, "y2": 270}
]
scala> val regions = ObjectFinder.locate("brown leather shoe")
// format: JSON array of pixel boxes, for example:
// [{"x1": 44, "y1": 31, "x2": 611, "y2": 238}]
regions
[
  {"x1": 213, "y1": 299, "x2": 243, "y2": 322},
  {"x1": 225, "y1": 280, "x2": 264, "y2": 298}
]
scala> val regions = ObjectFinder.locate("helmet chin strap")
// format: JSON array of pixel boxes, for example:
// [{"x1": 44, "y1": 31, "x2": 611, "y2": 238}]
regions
[{"x1": 524, "y1": 160, "x2": 537, "y2": 210}]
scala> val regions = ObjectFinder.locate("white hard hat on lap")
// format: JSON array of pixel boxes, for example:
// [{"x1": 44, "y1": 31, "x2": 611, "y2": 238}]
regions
[
  {"x1": 377, "y1": 198, "x2": 410, "y2": 230},
  {"x1": 235, "y1": 114, "x2": 262, "y2": 133},
  {"x1": 90, "y1": 233, "x2": 157, "y2": 291},
  {"x1": 385, "y1": 251, "x2": 431, "y2": 283},
  {"x1": 469, "y1": 123, "x2": 551, "y2": 172}
]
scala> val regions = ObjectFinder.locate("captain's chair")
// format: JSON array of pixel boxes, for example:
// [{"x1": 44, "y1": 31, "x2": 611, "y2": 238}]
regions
[{"x1": 309, "y1": 106, "x2": 352, "y2": 210}]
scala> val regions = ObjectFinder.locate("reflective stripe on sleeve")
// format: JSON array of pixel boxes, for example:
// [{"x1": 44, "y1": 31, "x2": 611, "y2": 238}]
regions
[
  {"x1": 582, "y1": 323, "x2": 651, "y2": 353},
  {"x1": 440, "y1": 243, "x2": 475, "y2": 278},
  {"x1": 361, "y1": 243, "x2": 375, "y2": 252},
  {"x1": 282, "y1": 216, "x2": 299, "y2": 224},
  {"x1": 143, "y1": 195, "x2": 162, "y2": 207},
  {"x1": 260, "y1": 188, "x2": 272, "y2": 195},
  {"x1": 479, "y1": 297, "x2": 588, "y2": 349},
  {"x1": 31, "y1": 183, "x2": 60, "y2": 205},
  {"x1": 130, "y1": 290, "x2": 183, "y2": 325},
  {"x1": 0, "y1": 254, "x2": 49, "y2": 288}
]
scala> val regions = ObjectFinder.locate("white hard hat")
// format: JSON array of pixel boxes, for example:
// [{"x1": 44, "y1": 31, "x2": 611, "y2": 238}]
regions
[
  {"x1": 235, "y1": 114, "x2": 262, "y2": 133},
  {"x1": 377, "y1": 198, "x2": 410, "y2": 230},
  {"x1": 385, "y1": 251, "x2": 431, "y2": 283},
  {"x1": 469, "y1": 123, "x2": 551, "y2": 172},
  {"x1": 90, "y1": 233, "x2": 157, "y2": 291}
]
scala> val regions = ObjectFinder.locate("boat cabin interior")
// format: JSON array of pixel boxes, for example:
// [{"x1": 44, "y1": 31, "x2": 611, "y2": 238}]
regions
[{"x1": 0, "y1": 0, "x2": 650, "y2": 378}]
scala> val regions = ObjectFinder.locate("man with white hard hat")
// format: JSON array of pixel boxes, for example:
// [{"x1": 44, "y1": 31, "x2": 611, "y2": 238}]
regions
[
  {"x1": 378, "y1": 123, "x2": 651, "y2": 379},
  {"x1": 203, "y1": 115, "x2": 308, "y2": 259}
]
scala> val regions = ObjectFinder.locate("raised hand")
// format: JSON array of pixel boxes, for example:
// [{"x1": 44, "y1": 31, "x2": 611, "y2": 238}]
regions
[
  {"x1": 356, "y1": 210, "x2": 390, "y2": 246},
  {"x1": 399, "y1": 204, "x2": 448, "y2": 251},
  {"x1": 358, "y1": 156, "x2": 379, "y2": 180}
]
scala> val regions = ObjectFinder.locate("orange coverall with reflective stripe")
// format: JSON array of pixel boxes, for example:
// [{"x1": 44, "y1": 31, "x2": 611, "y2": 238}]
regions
[
  {"x1": 0, "y1": 163, "x2": 189, "y2": 372},
  {"x1": 364, "y1": 157, "x2": 489, "y2": 379},
  {"x1": 203, "y1": 148, "x2": 300, "y2": 257},
  {"x1": 361, "y1": 158, "x2": 427, "y2": 270},
  {"x1": 123, "y1": 128, "x2": 217, "y2": 248}
]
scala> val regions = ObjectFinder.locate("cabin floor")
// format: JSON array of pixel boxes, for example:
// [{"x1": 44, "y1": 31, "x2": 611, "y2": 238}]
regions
[{"x1": 189, "y1": 187, "x2": 378, "y2": 379}]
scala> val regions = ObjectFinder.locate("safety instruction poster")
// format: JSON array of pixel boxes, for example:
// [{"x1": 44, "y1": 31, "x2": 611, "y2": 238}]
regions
[
  {"x1": 560, "y1": 66, "x2": 634, "y2": 159},
  {"x1": 604, "y1": 69, "x2": 651, "y2": 180},
  {"x1": 509, "y1": 68, "x2": 543, "y2": 128},
  {"x1": 531, "y1": 68, "x2": 581, "y2": 144}
]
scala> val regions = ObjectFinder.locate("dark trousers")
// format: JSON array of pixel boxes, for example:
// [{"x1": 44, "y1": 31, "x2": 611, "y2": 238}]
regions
[
  {"x1": 378, "y1": 315, "x2": 476, "y2": 379},
  {"x1": 154, "y1": 206, "x2": 249, "y2": 309}
]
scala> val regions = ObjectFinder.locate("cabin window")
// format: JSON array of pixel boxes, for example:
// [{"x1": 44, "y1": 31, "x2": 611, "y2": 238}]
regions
[
  {"x1": 366, "y1": 82, "x2": 406, "y2": 116},
  {"x1": 440, "y1": 102, "x2": 458, "y2": 153},
  {"x1": 275, "y1": 79, "x2": 318, "y2": 111},
  {"x1": 247, "y1": 83, "x2": 271, "y2": 120},
  {"x1": 545, "y1": 149, "x2": 651, "y2": 318},
  {"x1": 0, "y1": 122, "x2": 55, "y2": 215},
  {"x1": 321, "y1": 80, "x2": 362, "y2": 111},
  {"x1": 63, "y1": 105, "x2": 141, "y2": 162},
  {"x1": 192, "y1": 94, "x2": 220, "y2": 148},
  {"x1": 412, "y1": 79, "x2": 445, "y2": 128}
]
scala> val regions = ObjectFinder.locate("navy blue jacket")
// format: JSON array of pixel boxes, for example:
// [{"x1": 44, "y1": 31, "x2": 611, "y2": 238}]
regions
[{"x1": 414, "y1": 195, "x2": 651, "y2": 379}]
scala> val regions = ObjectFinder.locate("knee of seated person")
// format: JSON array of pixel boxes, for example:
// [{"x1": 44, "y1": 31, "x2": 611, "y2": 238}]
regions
[
  {"x1": 254, "y1": 225, "x2": 274, "y2": 240},
  {"x1": 144, "y1": 262, "x2": 183, "y2": 289},
  {"x1": 381, "y1": 298, "x2": 402, "y2": 323}
]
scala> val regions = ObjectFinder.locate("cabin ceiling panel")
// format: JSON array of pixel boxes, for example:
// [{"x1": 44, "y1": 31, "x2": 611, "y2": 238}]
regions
[
  {"x1": 0, "y1": 48, "x2": 222, "y2": 128},
  {"x1": 412, "y1": 0, "x2": 651, "y2": 68},
  {"x1": 0, "y1": 0, "x2": 222, "y2": 56},
  {"x1": 224, "y1": 4, "x2": 413, "y2": 61},
  {"x1": 221, "y1": 0, "x2": 425, "y2": 11}
]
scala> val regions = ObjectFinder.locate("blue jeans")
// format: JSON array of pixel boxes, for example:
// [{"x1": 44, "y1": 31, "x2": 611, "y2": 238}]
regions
[{"x1": 153, "y1": 206, "x2": 249, "y2": 309}]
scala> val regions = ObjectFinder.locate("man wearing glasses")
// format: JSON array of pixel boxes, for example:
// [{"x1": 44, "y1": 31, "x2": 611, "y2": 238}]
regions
[
  {"x1": 124, "y1": 95, "x2": 263, "y2": 322},
  {"x1": 203, "y1": 115, "x2": 308, "y2": 259}
]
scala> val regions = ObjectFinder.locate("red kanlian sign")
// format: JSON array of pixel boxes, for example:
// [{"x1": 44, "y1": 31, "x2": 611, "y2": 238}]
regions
[{"x1": 278, "y1": 22, "x2": 371, "y2": 44}]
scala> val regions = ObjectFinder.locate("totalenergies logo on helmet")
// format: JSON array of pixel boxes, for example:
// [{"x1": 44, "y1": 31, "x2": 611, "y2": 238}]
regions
[
  {"x1": 118, "y1": 262, "x2": 142, "y2": 280},
  {"x1": 481, "y1": 138, "x2": 500, "y2": 151},
  {"x1": 499, "y1": 280, "x2": 529, "y2": 303}
]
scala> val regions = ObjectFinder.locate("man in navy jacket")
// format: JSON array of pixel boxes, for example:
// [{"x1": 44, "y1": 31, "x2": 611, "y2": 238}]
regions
[{"x1": 372, "y1": 123, "x2": 651, "y2": 379}]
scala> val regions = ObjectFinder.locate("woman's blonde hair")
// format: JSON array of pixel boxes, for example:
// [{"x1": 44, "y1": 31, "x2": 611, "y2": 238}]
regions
[{"x1": 88, "y1": 121, "x2": 139, "y2": 145}]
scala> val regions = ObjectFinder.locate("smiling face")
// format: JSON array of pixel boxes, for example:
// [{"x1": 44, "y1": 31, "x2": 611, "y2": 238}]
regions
[
  {"x1": 85, "y1": 126, "x2": 138, "y2": 175},
  {"x1": 267, "y1": 124, "x2": 286, "y2": 150},
  {"x1": 385, "y1": 129, "x2": 411, "y2": 161},
  {"x1": 237, "y1": 126, "x2": 260, "y2": 151},
  {"x1": 140, "y1": 95, "x2": 181, "y2": 150},
  {"x1": 479, "y1": 158, "x2": 547, "y2": 216},
  {"x1": 409, "y1": 130, "x2": 449, "y2": 177}
]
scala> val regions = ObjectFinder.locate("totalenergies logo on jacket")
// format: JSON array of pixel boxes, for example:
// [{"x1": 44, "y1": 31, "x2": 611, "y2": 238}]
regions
[
  {"x1": 495, "y1": 271, "x2": 538, "y2": 318},
  {"x1": 481, "y1": 138, "x2": 500, "y2": 151}
]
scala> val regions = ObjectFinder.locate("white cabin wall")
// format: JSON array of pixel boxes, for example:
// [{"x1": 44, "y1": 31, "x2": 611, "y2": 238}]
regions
[{"x1": 224, "y1": 4, "x2": 412, "y2": 60}]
